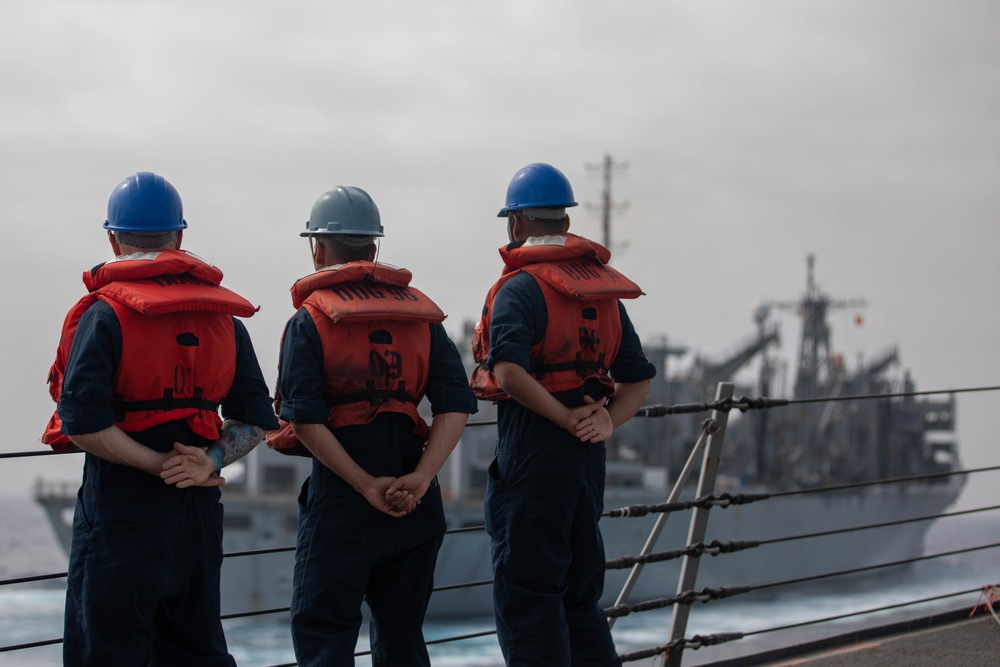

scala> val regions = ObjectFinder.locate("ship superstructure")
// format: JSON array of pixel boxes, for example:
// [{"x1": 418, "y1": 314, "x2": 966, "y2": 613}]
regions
[{"x1": 723, "y1": 254, "x2": 959, "y2": 491}]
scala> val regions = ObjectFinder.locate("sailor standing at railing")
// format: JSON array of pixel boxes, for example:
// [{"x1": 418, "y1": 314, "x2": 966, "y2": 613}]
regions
[
  {"x1": 42, "y1": 171, "x2": 279, "y2": 666},
  {"x1": 471, "y1": 163, "x2": 655, "y2": 666},
  {"x1": 268, "y1": 186, "x2": 477, "y2": 666}
]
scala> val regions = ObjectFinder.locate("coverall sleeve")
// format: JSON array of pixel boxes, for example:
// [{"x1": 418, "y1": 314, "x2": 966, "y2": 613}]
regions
[
  {"x1": 425, "y1": 323, "x2": 478, "y2": 416},
  {"x1": 277, "y1": 308, "x2": 330, "y2": 424},
  {"x1": 485, "y1": 273, "x2": 546, "y2": 372},
  {"x1": 57, "y1": 301, "x2": 121, "y2": 436},
  {"x1": 608, "y1": 302, "x2": 657, "y2": 384}
]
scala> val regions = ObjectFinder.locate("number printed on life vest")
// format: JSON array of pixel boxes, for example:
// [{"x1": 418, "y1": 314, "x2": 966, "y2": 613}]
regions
[
  {"x1": 578, "y1": 327, "x2": 601, "y2": 353},
  {"x1": 368, "y1": 350, "x2": 403, "y2": 380}
]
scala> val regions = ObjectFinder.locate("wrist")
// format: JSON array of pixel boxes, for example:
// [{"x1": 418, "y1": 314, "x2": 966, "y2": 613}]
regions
[
  {"x1": 206, "y1": 444, "x2": 225, "y2": 473},
  {"x1": 353, "y1": 473, "x2": 376, "y2": 497}
]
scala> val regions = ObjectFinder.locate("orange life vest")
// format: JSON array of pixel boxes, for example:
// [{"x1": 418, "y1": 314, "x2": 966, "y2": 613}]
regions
[
  {"x1": 42, "y1": 250, "x2": 259, "y2": 451},
  {"x1": 470, "y1": 234, "x2": 643, "y2": 402},
  {"x1": 266, "y1": 262, "x2": 446, "y2": 457}
]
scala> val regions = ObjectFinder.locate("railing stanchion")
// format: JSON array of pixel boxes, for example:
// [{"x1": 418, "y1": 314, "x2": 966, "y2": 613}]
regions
[
  {"x1": 665, "y1": 381, "x2": 734, "y2": 667},
  {"x1": 608, "y1": 424, "x2": 711, "y2": 629}
]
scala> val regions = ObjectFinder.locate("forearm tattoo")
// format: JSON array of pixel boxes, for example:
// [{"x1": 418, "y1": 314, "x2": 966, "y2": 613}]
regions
[{"x1": 210, "y1": 422, "x2": 265, "y2": 470}]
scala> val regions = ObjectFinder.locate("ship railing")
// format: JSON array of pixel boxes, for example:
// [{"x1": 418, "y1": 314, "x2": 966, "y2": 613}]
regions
[
  {"x1": 4, "y1": 382, "x2": 1000, "y2": 664},
  {"x1": 601, "y1": 381, "x2": 1000, "y2": 665}
]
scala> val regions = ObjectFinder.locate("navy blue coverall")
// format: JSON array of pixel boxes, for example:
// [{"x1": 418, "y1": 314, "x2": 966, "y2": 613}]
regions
[
  {"x1": 58, "y1": 300, "x2": 278, "y2": 667},
  {"x1": 484, "y1": 271, "x2": 656, "y2": 667},
  {"x1": 278, "y1": 310, "x2": 477, "y2": 667}
]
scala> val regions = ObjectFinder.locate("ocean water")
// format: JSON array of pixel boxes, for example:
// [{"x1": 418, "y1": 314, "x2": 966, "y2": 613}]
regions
[{"x1": 1, "y1": 494, "x2": 997, "y2": 667}]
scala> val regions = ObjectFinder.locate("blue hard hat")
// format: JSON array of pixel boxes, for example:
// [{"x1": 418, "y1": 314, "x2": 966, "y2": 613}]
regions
[
  {"x1": 104, "y1": 172, "x2": 187, "y2": 232},
  {"x1": 303, "y1": 186, "x2": 384, "y2": 237},
  {"x1": 497, "y1": 163, "x2": 578, "y2": 217}
]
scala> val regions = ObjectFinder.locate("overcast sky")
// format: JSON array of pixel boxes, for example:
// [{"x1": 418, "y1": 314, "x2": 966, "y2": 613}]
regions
[{"x1": 2, "y1": 0, "x2": 997, "y2": 510}]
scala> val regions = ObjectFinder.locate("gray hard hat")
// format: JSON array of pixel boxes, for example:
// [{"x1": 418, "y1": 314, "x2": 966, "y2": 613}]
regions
[{"x1": 302, "y1": 186, "x2": 384, "y2": 237}]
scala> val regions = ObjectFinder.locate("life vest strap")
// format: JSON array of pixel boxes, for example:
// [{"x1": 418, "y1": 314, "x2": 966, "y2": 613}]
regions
[
  {"x1": 111, "y1": 387, "x2": 220, "y2": 422},
  {"x1": 531, "y1": 353, "x2": 607, "y2": 380},
  {"x1": 325, "y1": 380, "x2": 419, "y2": 409}
]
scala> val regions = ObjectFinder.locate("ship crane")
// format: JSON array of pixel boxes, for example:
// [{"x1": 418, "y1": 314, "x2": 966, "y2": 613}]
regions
[
  {"x1": 691, "y1": 323, "x2": 780, "y2": 393},
  {"x1": 816, "y1": 347, "x2": 899, "y2": 435},
  {"x1": 843, "y1": 347, "x2": 899, "y2": 396}
]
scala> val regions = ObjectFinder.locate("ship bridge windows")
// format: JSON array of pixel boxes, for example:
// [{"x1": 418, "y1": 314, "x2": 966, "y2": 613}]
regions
[{"x1": 923, "y1": 410, "x2": 953, "y2": 428}]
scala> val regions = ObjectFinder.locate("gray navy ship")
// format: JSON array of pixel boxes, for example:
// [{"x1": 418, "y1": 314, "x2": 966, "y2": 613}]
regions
[{"x1": 35, "y1": 254, "x2": 964, "y2": 619}]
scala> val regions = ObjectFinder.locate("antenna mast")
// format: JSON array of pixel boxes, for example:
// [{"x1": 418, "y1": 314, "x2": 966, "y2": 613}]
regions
[
  {"x1": 585, "y1": 154, "x2": 629, "y2": 250},
  {"x1": 765, "y1": 254, "x2": 867, "y2": 398}
]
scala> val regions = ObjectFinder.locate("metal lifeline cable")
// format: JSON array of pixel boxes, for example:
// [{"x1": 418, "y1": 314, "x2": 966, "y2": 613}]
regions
[
  {"x1": 603, "y1": 504, "x2": 1000, "y2": 570},
  {"x1": 432, "y1": 579, "x2": 493, "y2": 593},
  {"x1": 766, "y1": 465, "x2": 1000, "y2": 499},
  {"x1": 221, "y1": 607, "x2": 289, "y2": 621},
  {"x1": 0, "y1": 572, "x2": 66, "y2": 587},
  {"x1": 0, "y1": 520, "x2": 492, "y2": 601},
  {"x1": 631, "y1": 384, "x2": 1000, "y2": 419},
  {"x1": 740, "y1": 586, "x2": 990, "y2": 639},
  {"x1": 462, "y1": 418, "x2": 498, "y2": 428},
  {"x1": 355, "y1": 628, "x2": 499, "y2": 658},
  {"x1": 0, "y1": 449, "x2": 73, "y2": 459},
  {"x1": 234, "y1": 627, "x2": 504, "y2": 667},
  {"x1": 605, "y1": 539, "x2": 758, "y2": 570},
  {"x1": 785, "y1": 384, "x2": 1000, "y2": 406},
  {"x1": 602, "y1": 541, "x2": 1000, "y2": 620},
  {"x1": 750, "y1": 541, "x2": 1000, "y2": 593},
  {"x1": 239, "y1": 629, "x2": 504, "y2": 667},
  {"x1": 194, "y1": 574, "x2": 497, "y2": 625},
  {"x1": 606, "y1": 585, "x2": 752, "y2": 619},
  {"x1": 601, "y1": 466, "x2": 1000, "y2": 520},
  {"x1": 219, "y1": 521, "x2": 489, "y2": 563},
  {"x1": 223, "y1": 545, "x2": 294, "y2": 559},
  {"x1": 0, "y1": 638, "x2": 63, "y2": 654},
  {"x1": 4, "y1": 386, "x2": 995, "y2": 463},
  {"x1": 604, "y1": 487, "x2": 769, "y2": 519},
  {"x1": 616, "y1": 587, "x2": 994, "y2": 663},
  {"x1": 619, "y1": 631, "x2": 744, "y2": 663},
  {"x1": 759, "y1": 504, "x2": 1000, "y2": 546}
]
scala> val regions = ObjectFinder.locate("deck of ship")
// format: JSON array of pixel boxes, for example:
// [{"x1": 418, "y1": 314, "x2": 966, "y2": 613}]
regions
[{"x1": 707, "y1": 609, "x2": 1000, "y2": 667}]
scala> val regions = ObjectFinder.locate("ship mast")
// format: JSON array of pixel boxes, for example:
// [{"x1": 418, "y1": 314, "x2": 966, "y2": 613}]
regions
[
  {"x1": 755, "y1": 255, "x2": 868, "y2": 483},
  {"x1": 766, "y1": 254, "x2": 867, "y2": 399},
  {"x1": 585, "y1": 153, "x2": 629, "y2": 251}
]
